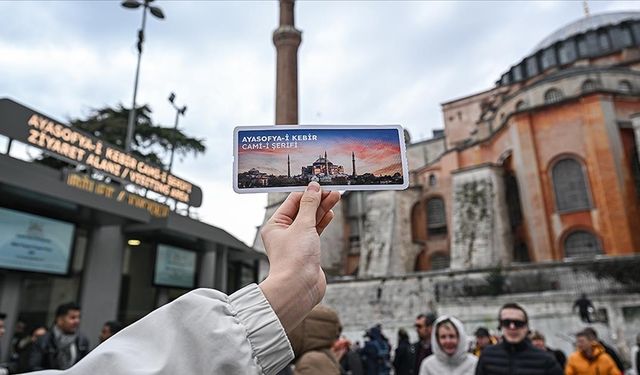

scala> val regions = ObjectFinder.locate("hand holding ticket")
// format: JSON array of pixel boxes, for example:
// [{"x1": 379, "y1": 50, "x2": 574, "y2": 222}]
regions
[{"x1": 233, "y1": 125, "x2": 409, "y2": 193}]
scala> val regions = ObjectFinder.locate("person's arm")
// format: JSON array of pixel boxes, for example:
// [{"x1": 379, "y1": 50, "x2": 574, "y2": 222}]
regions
[
  {"x1": 259, "y1": 183, "x2": 340, "y2": 334},
  {"x1": 28, "y1": 182, "x2": 341, "y2": 375}
]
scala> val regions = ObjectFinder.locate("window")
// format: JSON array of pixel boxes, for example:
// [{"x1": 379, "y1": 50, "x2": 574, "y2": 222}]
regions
[
  {"x1": 618, "y1": 80, "x2": 633, "y2": 93},
  {"x1": 610, "y1": 26, "x2": 633, "y2": 49},
  {"x1": 513, "y1": 242, "x2": 530, "y2": 263},
  {"x1": 581, "y1": 79, "x2": 597, "y2": 93},
  {"x1": 430, "y1": 253, "x2": 450, "y2": 270},
  {"x1": 552, "y1": 158, "x2": 591, "y2": 212},
  {"x1": 558, "y1": 40, "x2": 577, "y2": 65},
  {"x1": 512, "y1": 65, "x2": 523, "y2": 81},
  {"x1": 564, "y1": 230, "x2": 601, "y2": 258},
  {"x1": 526, "y1": 56, "x2": 539, "y2": 77},
  {"x1": 541, "y1": 48, "x2": 557, "y2": 70},
  {"x1": 515, "y1": 100, "x2": 527, "y2": 111},
  {"x1": 577, "y1": 36, "x2": 588, "y2": 57},
  {"x1": 631, "y1": 149, "x2": 640, "y2": 199},
  {"x1": 599, "y1": 32, "x2": 611, "y2": 51},
  {"x1": 426, "y1": 198, "x2": 447, "y2": 236},
  {"x1": 544, "y1": 88, "x2": 563, "y2": 104},
  {"x1": 348, "y1": 218, "x2": 361, "y2": 252},
  {"x1": 428, "y1": 174, "x2": 437, "y2": 187}
]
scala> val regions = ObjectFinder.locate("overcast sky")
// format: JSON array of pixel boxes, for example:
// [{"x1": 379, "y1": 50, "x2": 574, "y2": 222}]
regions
[{"x1": 1, "y1": 0, "x2": 639, "y2": 246}]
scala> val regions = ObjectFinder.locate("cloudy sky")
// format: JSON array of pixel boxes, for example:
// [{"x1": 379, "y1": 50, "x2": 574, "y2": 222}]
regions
[{"x1": 1, "y1": 0, "x2": 639, "y2": 246}]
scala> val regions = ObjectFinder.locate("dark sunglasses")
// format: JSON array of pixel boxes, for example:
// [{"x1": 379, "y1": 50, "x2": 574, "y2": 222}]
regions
[
  {"x1": 499, "y1": 319, "x2": 527, "y2": 329},
  {"x1": 414, "y1": 324, "x2": 425, "y2": 328}
]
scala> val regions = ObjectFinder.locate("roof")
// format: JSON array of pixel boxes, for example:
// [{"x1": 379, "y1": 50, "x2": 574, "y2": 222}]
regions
[{"x1": 533, "y1": 11, "x2": 640, "y2": 52}]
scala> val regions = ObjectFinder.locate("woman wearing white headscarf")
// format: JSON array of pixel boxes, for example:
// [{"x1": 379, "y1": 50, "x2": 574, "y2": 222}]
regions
[{"x1": 418, "y1": 315, "x2": 477, "y2": 375}]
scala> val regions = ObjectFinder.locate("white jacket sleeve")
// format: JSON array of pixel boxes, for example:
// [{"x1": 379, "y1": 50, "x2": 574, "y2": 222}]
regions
[{"x1": 28, "y1": 284, "x2": 294, "y2": 375}]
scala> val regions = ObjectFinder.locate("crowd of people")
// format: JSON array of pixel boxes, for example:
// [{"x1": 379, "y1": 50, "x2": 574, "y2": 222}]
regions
[
  {"x1": 0, "y1": 304, "x2": 122, "y2": 373},
  {"x1": 0, "y1": 183, "x2": 637, "y2": 375},
  {"x1": 277, "y1": 302, "x2": 637, "y2": 375}
]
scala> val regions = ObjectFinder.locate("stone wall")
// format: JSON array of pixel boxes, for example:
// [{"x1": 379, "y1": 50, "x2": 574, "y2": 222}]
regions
[
  {"x1": 323, "y1": 257, "x2": 640, "y2": 361},
  {"x1": 450, "y1": 165, "x2": 512, "y2": 269}
]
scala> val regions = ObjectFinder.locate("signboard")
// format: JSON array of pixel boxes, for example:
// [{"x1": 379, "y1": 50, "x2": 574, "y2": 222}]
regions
[
  {"x1": 0, "y1": 207, "x2": 74, "y2": 275},
  {"x1": 153, "y1": 244, "x2": 197, "y2": 289},
  {"x1": 0, "y1": 97, "x2": 202, "y2": 207},
  {"x1": 64, "y1": 171, "x2": 170, "y2": 218}
]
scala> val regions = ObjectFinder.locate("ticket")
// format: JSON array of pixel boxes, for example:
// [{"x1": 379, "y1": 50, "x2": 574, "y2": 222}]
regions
[{"x1": 233, "y1": 125, "x2": 409, "y2": 193}]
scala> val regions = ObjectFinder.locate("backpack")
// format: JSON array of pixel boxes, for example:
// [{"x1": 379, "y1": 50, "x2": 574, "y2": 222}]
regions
[{"x1": 370, "y1": 340, "x2": 391, "y2": 375}]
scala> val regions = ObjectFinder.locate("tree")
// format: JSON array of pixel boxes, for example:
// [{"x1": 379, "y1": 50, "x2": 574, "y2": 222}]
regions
[{"x1": 37, "y1": 104, "x2": 206, "y2": 170}]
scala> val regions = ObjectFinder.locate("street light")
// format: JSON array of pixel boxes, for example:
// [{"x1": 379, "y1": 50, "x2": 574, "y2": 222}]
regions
[
  {"x1": 121, "y1": 0, "x2": 165, "y2": 153},
  {"x1": 168, "y1": 92, "x2": 187, "y2": 172}
]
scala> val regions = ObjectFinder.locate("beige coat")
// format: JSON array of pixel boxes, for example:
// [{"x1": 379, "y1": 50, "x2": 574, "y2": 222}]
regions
[{"x1": 289, "y1": 305, "x2": 342, "y2": 375}]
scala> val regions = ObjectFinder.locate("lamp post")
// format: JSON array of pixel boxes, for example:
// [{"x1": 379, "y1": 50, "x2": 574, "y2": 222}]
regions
[
  {"x1": 168, "y1": 92, "x2": 187, "y2": 172},
  {"x1": 121, "y1": 0, "x2": 165, "y2": 153}
]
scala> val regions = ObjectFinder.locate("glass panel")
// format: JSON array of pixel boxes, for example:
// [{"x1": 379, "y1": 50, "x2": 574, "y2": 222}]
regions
[
  {"x1": 118, "y1": 243, "x2": 157, "y2": 325},
  {"x1": 577, "y1": 36, "x2": 588, "y2": 57},
  {"x1": 585, "y1": 32, "x2": 599, "y2": 56},
  {"x1": 564, "y1": 231, "x2": 601, "y2": 258},
  {"x1": 512, "y1": 64, "x2": 523, "y2": 81},
  {"x1": 541, "y1": 48, "x2": 557, "y2": 70},
  {"x1": 632, "y1": 24, "x2": 640, "y2": 46},
  {"x1": 544, "y1": 88, "x2": 563, "y2": 104},
  {"x1": 428, "y1": 174, "x2": 437, "y2": 187},
  {"x1": 552, "y1": 159, "x2": 591, "y2": 212},
  {"x1": 599, "y1": 32, "x2": 611, "y2": 51},
  {"x1": 618, "y1": 80, "x2": 633, "y2": 93},
  {"x1": 430, "y1": 254, "x2": 450, "y2": 270},
  {"x1": 17, "y1": 275, "x2": 81, "y2": 332},
  {"x1": 582, "y1": 80, "x2": 596, "y2": 92},
  {"x1": 426, "y1": 198, "x2": 447, "y2": 236},
  {"x1": 526, "y1": 56, "x2": 539, "y2": 76},
  {"x1": 558, "y1": 40, "x2": 577, "y2": 65}
]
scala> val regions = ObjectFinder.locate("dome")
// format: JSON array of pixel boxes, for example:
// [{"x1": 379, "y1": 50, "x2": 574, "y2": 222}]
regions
[{"x1": 533, "y1": 11, "x2": 640, "y2": 52}]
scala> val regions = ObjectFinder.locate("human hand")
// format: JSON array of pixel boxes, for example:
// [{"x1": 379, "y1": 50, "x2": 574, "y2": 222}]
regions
[{"x1": 259, "y1": 182, "x2": 340, "y2": 333}]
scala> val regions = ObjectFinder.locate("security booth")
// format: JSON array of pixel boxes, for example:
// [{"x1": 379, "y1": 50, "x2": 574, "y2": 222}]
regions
[{"x1": 0, "y1": 97, "x2": 265, "y2": 358}]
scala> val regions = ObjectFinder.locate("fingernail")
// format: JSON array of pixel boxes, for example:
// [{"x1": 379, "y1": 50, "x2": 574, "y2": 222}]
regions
[{"x1": 307, "y1": 182, "x2": 320, "y2": 192}]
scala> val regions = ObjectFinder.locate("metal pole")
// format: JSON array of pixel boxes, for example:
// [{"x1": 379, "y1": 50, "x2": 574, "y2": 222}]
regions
[
  {"x1": 124, "y1": 5, "x2": 148, "y2": 153},
  {"x1": 168, "y1": 108, "x2": 180, "y2": 172}
]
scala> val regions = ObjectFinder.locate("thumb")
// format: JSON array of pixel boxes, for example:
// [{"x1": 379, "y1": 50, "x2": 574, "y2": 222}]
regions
[{"x1": 294, "y1": 182, "x2": 322, "y2": 228}]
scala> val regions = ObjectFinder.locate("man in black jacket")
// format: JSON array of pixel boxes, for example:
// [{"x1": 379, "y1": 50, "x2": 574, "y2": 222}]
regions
[
  {"x1": 475, "y1": 303, "x2": 562, "y2": 375},
  {"x1": 403, "y1": 312, "x2": 436, "y2": 375},
  {"x1": 28, "y1": 302, "x2": 90, "y2": 371}
]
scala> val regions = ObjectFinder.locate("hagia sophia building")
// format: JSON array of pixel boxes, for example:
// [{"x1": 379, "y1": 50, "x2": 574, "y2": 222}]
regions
[{"x1": 255, "y1": 1, "x2": 640, "y2": 354}]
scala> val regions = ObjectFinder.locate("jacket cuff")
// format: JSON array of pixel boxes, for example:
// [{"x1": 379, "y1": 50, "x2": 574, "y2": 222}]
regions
[{"x1": 229, "y1": 284, "x2": 293, "y2": 375}]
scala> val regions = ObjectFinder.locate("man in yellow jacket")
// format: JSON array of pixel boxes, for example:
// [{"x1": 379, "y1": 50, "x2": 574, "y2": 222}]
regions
[{"x1": 565, "y1": 329, "x2": 622, "y2": 375}]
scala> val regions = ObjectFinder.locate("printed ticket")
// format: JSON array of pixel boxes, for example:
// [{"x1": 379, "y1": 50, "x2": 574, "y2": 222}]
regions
[{"x1": 233, "y1": 125, "x2": 409, "y2": 193}]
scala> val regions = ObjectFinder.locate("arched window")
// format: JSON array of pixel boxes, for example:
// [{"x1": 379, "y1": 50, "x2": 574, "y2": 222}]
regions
[
  {"x1": 598, "y1": 32, "x2": 611, "y2": 51},
  {"x1": 564, "y1": 230, "x2": 602, "y2": 258},
  {"x1": 428, "y1": 174, "x2": 437, "y2": 187},
  {"x1": 430, "y1": 253, "x2": 450, "y2": 270},
  {"x1": 544, "y1": 88, "x2": 563, "y2": 104},
  {"x1": 552, "y1": 158, "x2": 591, "y2": 212},
  {"x1": 581, "y1": 79, "x2": 596, "y2": 93},
  {"x1": 426, "y1": 198, "x2": 447, "y2": 236},
  {"x1": 515, "y1": 100, "x2": 527, "y2": 111},
  {"x1": 618, "y1": 80, "x2": 633, "y2": 93}
]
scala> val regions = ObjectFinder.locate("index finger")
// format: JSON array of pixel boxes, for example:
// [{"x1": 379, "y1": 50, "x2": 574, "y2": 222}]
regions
[{"x1": 268, "y1": 191, "x2": 303, "y2": 226}]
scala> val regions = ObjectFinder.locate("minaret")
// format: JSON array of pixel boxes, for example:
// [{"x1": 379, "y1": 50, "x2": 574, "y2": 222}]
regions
[
  {"x1": 273, "y1": 0, "x2": 302, "y2": 125},
  {"x1": 266, "y1": 0, "x2": 302, "y2": 210},
  {"x1": 352, "y1": 151, "x2": 356, "y2": 177},
  {"x1": 324, "y1": 150, "x2": 329, "y2": 175},
  {"x1": 287, "y1": 154, "x2": 291, "y2": 177}
]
